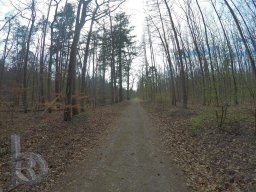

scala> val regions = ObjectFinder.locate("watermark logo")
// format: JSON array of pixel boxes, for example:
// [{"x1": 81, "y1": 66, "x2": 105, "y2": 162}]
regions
[{"x1": 8, "y1": 134, "x2": 48, "y2": 190}]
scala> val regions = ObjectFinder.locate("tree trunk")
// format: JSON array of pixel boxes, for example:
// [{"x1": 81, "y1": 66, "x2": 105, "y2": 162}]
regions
[
  {"x1": 224, "y1": 0, "x2": 256, "y2": 79},
  {"x1": 81, "y1": 8, "x2": 97, "y2": 111},
  {"x1": 196, "y1": 0, "x2": 219, "y2": 106},
  {"x1": 64, "y1": 0, "x2": 93, "y2": 121},
  {"x1": 211, "y1": 0, "x2": 238, "y2": 105},
  {"x1": 184, "y1": 5, "x2": 206, "y2": 105},
  {"x1": 23, "y1": 0, "x2": 36, "y2": 113},
  {"x1": 0, "y1": 20, "x2": 11, "y2": 94},
  {"x1": 47, "y1": 1, "x2": 60, "y2": 104},
  {"x1": 39, "y1": 0, "x2": 52, "y2": 104},
  {"x1": 109, "y1": 10, "x2": 116, "y2": 104},
  {"x1": 163, "y1": 0, "x2": 187, "y2": 108},
  {"x1": 118, "y1": 19, "x2": 123, "y2": 102}
]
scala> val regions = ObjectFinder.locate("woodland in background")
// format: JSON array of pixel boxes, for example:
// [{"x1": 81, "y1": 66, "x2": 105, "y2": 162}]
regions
[
  {"x1": 0, "y1": 0, "x2": 136, "y2": 122},
  {"x1": 137, "y1": 0, "x2": 256, "y2": 130},
  {"x1": 0, "y1": 0, "x2": 255, "y2": 125},
  {"x1": 135, "y1": 1, "x2": 256, "y2": 190}
]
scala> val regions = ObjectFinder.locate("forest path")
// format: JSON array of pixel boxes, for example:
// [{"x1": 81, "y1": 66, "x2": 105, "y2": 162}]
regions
[{"x1": 54, "y1": 99, "x2": 188, "y2": 192}]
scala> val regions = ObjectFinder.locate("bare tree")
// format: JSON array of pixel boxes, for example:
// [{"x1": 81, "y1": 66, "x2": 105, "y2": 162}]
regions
[
  {"x1": 22, "y1": 0, "x2": 36, "y2": 113},
  {"x1": 223, "y1": 0, "x2": 256, "y2": 79},
  {"x1": 64, "y1": 0, "x2": 94, "y2": 121},
  {"x1": 163, "y1": 0, "x2": 187, "y2": 108}
]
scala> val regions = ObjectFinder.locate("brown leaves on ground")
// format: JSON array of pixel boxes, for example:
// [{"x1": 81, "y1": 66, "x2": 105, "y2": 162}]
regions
[
  {"x1": 144, "y1": 103, "x2": 256, "y2": 192},
  {"x1": 0, "y1": 102, "x2": 128, "y2": 192}
]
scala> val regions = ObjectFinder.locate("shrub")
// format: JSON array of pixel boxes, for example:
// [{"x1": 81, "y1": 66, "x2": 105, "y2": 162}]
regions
[
  {"x1": 155, "y1": 92, "x2": 170, "y2": 104},
  {"x1": 190, "y1": 109, "x2": 215, "y2": 135}
]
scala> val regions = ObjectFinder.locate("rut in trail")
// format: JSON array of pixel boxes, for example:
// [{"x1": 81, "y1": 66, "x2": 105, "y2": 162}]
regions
[{"x1": 54, "y1": 100, "x2": 188, "y2": 192}]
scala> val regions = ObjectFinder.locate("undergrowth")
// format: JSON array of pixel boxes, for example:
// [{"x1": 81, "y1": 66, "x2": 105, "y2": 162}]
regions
[{"x1": 190, "y1": 106, "x2": 254, "y2": 136}]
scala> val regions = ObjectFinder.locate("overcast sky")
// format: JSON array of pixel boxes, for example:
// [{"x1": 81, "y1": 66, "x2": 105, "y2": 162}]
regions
[
  {"x1": 121, "y1": 0, "x2": 145, "y2": 84},
  {"x1": 121, "y1": 0, "x2": 145, "y2": 40}
]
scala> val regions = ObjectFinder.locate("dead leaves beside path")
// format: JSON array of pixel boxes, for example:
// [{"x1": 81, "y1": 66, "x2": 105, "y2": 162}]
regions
[
  {"x1": 0, "y1": 102, "x2": 128, "y2": 192},
  {"x1": 145, "y1": 103, "x2": 256, "y2": 192}
]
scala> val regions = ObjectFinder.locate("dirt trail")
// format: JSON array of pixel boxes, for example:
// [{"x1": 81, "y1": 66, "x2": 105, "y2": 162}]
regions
[{"x1": 53, "y1": 100, "x2": 188, "y2": 192}]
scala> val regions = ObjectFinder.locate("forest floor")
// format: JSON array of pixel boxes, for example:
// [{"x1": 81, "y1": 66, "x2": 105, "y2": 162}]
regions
[
  {"x1": 1, "y1": 100, "x2": 255, "y2": 192},
  {"x1": 1, "y1": 99, "x2": 189, "y2": 192},
  {"x1": 144, "y1": 102, "x2": 256, "y2": 192},
  {"x1": 0, "y1": 101, "x2": 128, "y2": 191}
]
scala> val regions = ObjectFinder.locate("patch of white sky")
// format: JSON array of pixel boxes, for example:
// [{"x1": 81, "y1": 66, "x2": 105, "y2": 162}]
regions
[
  {"x1": 0, "y1": 0, "x2": 12, "y2": 17},
  {"x1": 121, "y1": 0, "x2": 145, "y2": 41}
]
